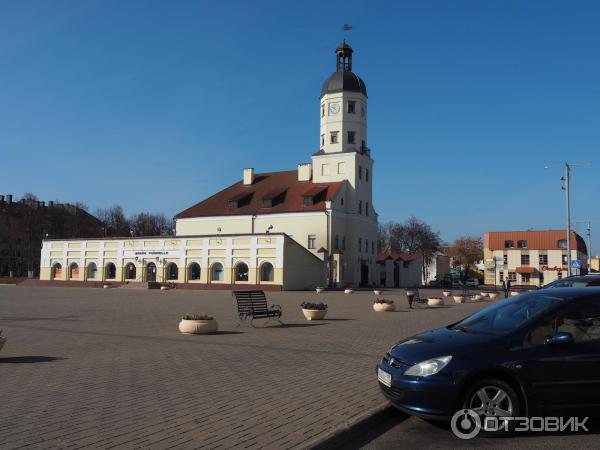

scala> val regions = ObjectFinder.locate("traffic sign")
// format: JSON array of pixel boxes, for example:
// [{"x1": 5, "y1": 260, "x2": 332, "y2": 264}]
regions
[{"x1": 571, "y1": 259, "x2": 582, "y2": 269}]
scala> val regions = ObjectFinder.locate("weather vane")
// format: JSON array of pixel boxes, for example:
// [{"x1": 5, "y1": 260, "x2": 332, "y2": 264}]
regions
[{"x1": 342, "y1": 23, "x2": 352, "y2": 42}]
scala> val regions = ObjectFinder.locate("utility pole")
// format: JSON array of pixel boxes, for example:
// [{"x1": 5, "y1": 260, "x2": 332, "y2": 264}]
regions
[{"x1": 564, "y1": 163, "x2": 572, "y2": 276}]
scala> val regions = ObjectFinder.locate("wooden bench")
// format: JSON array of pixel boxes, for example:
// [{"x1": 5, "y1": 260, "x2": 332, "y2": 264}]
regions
[{"x1": 232, "y1": 290, "x2": 283, "y2": 326}]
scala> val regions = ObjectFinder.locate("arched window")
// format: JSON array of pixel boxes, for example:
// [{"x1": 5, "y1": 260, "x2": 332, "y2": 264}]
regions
[
  {"x1": 51, "y1": 263, "x2": 62, "y2": 279},
  {"x1": 188, "y1": 263, "x2": 201, "y2": 281},
  {"x1": 211, "y1": 262, "x2": 224, "y2": 281},
  {"x1": 235, "y1": 262, "x2": 249, "y2": 282},
  {"x1": 105, "y1": 262, "x2": 116, "y2": 280},
  {"x1": 260, "y1": 262, "x2": 274, "y2": 282},
  {"x1": 69, "y1": 262, "x2": 79, "y2": 279},
  {"x1": 87, "y1": 262, "x2": 97, "y2": 279},
  {"x1": 166, "y1": 263, "x2": 178, "y2": 280},
  {"x1": 125, "y1": 263, "x2": 136, "y2": 280}
]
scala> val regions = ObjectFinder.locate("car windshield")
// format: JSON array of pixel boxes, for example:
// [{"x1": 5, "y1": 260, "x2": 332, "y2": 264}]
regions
[{"x1": 449, "y1": 294, "x2": 564, "y2": 335}]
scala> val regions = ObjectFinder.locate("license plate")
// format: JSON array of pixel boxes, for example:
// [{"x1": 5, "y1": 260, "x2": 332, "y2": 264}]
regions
[{"x1": 378, "y1": 368, "x2": 391, "y2": 387}]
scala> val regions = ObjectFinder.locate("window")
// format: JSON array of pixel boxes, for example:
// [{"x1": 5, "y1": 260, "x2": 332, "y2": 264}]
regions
[
  {"x1": 539, "y1": 254, "x2": 548, "y2": 265},
  {"x1": 365, "y1": 239, "x2": 369, "y2": 253},
  {"x1": 558, "y1": 272, "x2": 563, "y2": 279},
  {"x1": 341, "y1": 197, "x2": 344, "y2": 205},
  {"x1": 358, "y1": 238, "x2": 362, "y2": 252},
  {"x1": 262, "y1": 199, "x2": 273, "y2": 208},
  {"x1": 337, "y1": 162, "x2": 345, "y2": 174},
  {"x1": 166, "y1": 263, "x2": 178, "y2": 281},
  {"x1": 321, "y1": 134, "x2": 325, "y2": 147},
  {"x1": 348, "y1": 101, "x2": 356, "y2": 114},
  {"x1": 330, "y1": 131, "x2": 338, "y2": 144},
  {"x1": 105, "y1": 263, "x2": 116, "y2": 280},
  {"x1": 235, "y1": 262, "x2": 249, "y2": 282},
  {"x1": 503, "y1": 254, "x2": 508, "y2": 265},
  {"x1": 334, "y1": 235, "x2": 339, "y2": 250},
  {"x1": 517, "y1": 240, "x2": 527, "y2": 248},
  {"x1": 499, "y1": 271, "x2": 504, "y2": 282},
  {"x1": 505, "y1": 240, "x2": 514, "y2": 248},
  {"x1": 125, "y1": 263, "x2": 136, "y2": 280},
  {"x1": 562, "y1": 254, "x2": 568, "y2": 265},
  {"x1": 521, "y1": 273, "x2": 531, "y2": 284},
  {"x1": 359, "y1": 165, "x2": 363, "y2": 179},
  {"x1": 52, "y1": 263, "x2": 62, "y2": 279},
  {"x1": 211, "y1": 263, "x2": 224, "y2": 281},
  {"x1": 87, "y1": 263, "x2": 97, "y2": 279},
  {"x1": 508, "y1": 272, "x2": 517, "y2": 282},
  {"x1": 308, "y1": 234, "x2": 316, "y2": 249},
  {"x1": 321, "y1": 104, "x2": 325, "y2": 117},
  {"x1": 188, "y1": 263, "x2": 201, "y2": 280},
  {"x1": 558, "y1": 239, "x2": 567, "y2": 248},
  {"x1": 342, "y1": 236, "x2": 346, "y2": 250},
  {"x1": 321, "y1": 164, "x2": 330, "y2": 176},
  {"x1": 358, "y1": 200, "x2": 362, "y2": 214},
  {"x1": 347, "y1": 131, "x2": 355, "y2": 144},
  {"x1": 69, "y1": 262, "x2": 79, "y2": 279},
  {"x1": 260, "y1": 262, "x2": 274, "y2": 282},
  {"x1": 365, "y1": 202, "x2": 369, "y2": 216},
  {"x1": 366, "y1": 168, "x2": 369, "y2": 182},
  {"x1": 557, "y1": 300, "x2": 600, "y2": 342},
  {"x1": 303, "y1": 195, "x2": 314, "y2": 207},
  {"x1": 521, "y1": 254, "x2": 530, "y2": 265},
  {"x1": 371, "y1": 241, "x2": 375, "y2": 254}
]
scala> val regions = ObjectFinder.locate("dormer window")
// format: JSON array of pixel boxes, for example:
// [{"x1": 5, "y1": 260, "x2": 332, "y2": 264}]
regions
[
  {"x1": 517, "y1": 240, "x2": 527, "y2": 248},
  {"x1": 504, "y1": 240, "x2": 514, "y2": 248},
  {"x1": 302, "y1": 186, "x2": 326, "y2": 207},
  {"x1": 557, "y1": 239, "x2": 567, "y2": 248},
  {"x1": 262, "y1": 188, "x2": 286, "y2": 209},
  {"x1": 228, "y1": 191, "x2": 253, "y2": 209}
]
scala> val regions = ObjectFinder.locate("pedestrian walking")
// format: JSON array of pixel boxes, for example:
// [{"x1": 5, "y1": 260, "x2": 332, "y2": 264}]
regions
[{"x1": 503, "y1": 279, "x2": 511, "y2": 298}]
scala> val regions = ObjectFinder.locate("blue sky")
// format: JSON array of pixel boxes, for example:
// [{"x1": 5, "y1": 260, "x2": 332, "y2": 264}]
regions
[{"x1": 1, "y1": 1, "x2": 599, "y2": 254}]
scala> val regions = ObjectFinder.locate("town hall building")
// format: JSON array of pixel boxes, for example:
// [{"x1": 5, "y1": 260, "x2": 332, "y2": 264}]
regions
[{"x1": 40, "y1": 42, "x2": 379, "y2": 290}]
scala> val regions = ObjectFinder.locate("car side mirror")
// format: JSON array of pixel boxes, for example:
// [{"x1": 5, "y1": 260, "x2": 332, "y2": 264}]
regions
[{"x1": 545, "y1": 332, "x2": 574, "y2": 345}]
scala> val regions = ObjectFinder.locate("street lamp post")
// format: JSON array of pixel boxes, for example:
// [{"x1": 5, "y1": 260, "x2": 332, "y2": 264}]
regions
[{"x1": 564, "y1": 163, "x2": 572, "y2": 277}]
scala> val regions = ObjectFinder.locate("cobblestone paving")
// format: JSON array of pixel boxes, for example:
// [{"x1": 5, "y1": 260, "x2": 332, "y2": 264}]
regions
[{"x1": 0, "y1": 286, "x2": 489, "y2": 449}]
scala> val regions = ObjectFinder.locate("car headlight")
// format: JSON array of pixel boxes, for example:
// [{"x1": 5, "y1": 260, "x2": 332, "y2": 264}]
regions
[{"x1": 404, "y1": 356, "x2": 452, "y2": 377}]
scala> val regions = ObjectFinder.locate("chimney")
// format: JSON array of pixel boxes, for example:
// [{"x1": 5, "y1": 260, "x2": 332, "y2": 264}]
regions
[
  {"x1": 243, "y1": 168, "x2": 255, "y2": 186},
  {"x1": 6, "y1": 195, "x2": 12, "y2": 205},
  {"x1": 298, "y1": 163, "x2": 312, "y2": 182}
]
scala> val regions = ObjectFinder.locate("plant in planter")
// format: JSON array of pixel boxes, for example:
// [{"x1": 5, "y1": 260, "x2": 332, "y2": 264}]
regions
[
  {"x1": 442, "y1": 290, "x2": 451, "y2": 297},
  {"x1": 179, "y1": 314, "x2": 219, "y2": 334},
  {"x1": 373, "y1": 298, "x2": 395, "y2": 312},
  {"x1": 301, "y1": 301, "x2": 328, "y2": 320},
  {"x1": 428, "y1": 296, "x2": 444, "y2": 306},
  {"x1": 315, "y1": 287, "x2": 325, "y2": 294},
  {"x1": 373, "y1": 288, "x2": 383, "y2": 296},
  {"x1": 471, "y1": 294, "x2": 483, "y2": 301},
  {"x1": 344, "y1": 287, "x2": 354, "y2": 294},
  {"x1": 453, "y1": 294, "x2": 465, "y2": 303},
  {"x1": 488, "y1": 292, "x2": 499, "y2": 300}
]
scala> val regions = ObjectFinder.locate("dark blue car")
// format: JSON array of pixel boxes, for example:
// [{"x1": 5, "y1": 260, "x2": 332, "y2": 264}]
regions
[{"x1": 377, "y1": 288, "x2": 600, "y2": 424}]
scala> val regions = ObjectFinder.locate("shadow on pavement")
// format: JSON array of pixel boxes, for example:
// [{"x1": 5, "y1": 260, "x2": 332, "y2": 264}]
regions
[
  {"x1": 0, "y1": 316, "x2": 80, "y2": 322},
  {"x1": 0, "y1": 356, "x2": 66, "y2": 364}
]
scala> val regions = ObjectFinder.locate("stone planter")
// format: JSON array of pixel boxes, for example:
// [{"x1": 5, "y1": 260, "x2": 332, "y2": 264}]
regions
[
  {"x1": 373, "y1": 289, "x2": 382, "y2": 296},
  {"x1": 472, "y1": 294, "x2": 483, "y2": 301},
  {"x1": 489, "y1": 292, "x2": 499, "y2": 300},
  {"x1": 302, "y1": 308, "x2": 327, "y2": 320},
  {"x1": 453, "y1": 295, "x2": 465, "y2": 303},
  {"x1": 103, "y1": 284, "x2": 111, "y2": 289},
  {"x1": 315, "y1": 287, "x2": 325, "y2": 294},
  {"x1": 442, "y1": 291, "x2": 451, "y2": 297},
  {"x1": 480, "y1": 292, "x2": 489, "y2": 298},
  {"x1": 428, "y1": 298, "x2": 444, "y2": 306},
  {"x1": 373, "y1": 302, "x2": 395, "y2": 312},
  {"x1": 160, "y1": 286, "x2": 169, "y2": 291},
  {"x1": 178, "y1": 319, "x2": 218, "y2": 334},
  {"x1": 510, "y1": 291, "x2": 520, "y2": 297},
  {"x1": 344, "y1": 288, "x2": 354, "y2": 294}
]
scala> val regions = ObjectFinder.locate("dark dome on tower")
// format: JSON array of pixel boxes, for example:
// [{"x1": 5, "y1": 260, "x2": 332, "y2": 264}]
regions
[{"x1": 320, "y1": 41, "x2": 367, "y2": 98}]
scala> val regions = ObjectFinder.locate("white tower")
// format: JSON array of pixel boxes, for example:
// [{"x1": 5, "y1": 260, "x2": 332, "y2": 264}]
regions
[{"x1": 310, "y1": 42, "x2": 378, "y2": 287}]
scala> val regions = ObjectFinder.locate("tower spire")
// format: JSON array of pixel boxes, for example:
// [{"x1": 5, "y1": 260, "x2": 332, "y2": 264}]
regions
[{"x1": 336, "y1": 41, "x2": 353, "y2": 72}]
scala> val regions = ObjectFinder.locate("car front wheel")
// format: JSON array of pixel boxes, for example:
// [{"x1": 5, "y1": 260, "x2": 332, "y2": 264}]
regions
[{"x1": 461, "y1": 378, "x2": 521, "y2": 436}]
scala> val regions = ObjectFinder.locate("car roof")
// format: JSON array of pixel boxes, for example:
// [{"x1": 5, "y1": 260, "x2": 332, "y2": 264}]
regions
[{"x1": 527, "y1": 286, "x2": 600, "y2": 300}]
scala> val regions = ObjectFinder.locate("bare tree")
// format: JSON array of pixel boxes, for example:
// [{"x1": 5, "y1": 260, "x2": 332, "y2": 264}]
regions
[
  {"x1": 130, "y1": 212, "x2": 173, "y2": 237},
  {"x1": 95, "y1": 205, "x2": 130, "y2": 237},
  {"x1": 444, "y1": 236, "x2": 483, "y2": 276}
]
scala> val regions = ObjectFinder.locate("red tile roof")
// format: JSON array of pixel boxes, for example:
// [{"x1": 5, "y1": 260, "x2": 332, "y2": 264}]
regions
[
  {"x1": 484, "y1": 230, "x2": 587, "y2": 253},
  {"x1": 377, "y1": 253, "x2": 419, "y2": 263},
  {"x1": 175, "y1": 170, "x2": 342, "y2": 219}
]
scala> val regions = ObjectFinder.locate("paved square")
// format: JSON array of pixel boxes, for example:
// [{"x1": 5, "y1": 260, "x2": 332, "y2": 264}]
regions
[{"x1": 0, "y1": 286, "x2": 488, "y2": 449}]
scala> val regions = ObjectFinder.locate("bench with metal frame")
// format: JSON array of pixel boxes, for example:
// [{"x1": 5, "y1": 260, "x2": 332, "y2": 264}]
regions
[{"x1": 232, "y1": 290, "x2": 283, "y2": 326}]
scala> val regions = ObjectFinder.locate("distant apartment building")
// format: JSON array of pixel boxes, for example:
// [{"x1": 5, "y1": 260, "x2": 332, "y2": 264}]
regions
[
  {"x1": 0, "y1": 194, "x2": 103, "y2": 277},
  {"x1": 376, "y1": 252, "x2": 450, "y2": 287},
  {"x1": 483, "y1": 230, "x2": 588, "y2": 287},
  {"x1": 591, "y1": 256, "x2": 600, "y2": 273}
]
